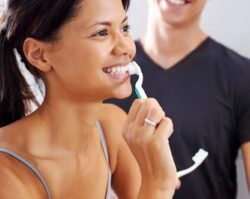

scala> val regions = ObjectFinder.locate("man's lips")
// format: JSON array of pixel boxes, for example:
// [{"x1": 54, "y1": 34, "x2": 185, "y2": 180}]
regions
[{"x1": 166, "y1": 0, "x2": 191, "y2": 6}]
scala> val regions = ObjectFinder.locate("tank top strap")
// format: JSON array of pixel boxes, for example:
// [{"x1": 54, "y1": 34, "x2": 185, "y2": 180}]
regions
[{"x1": 96, "y1": 121, "x2": 112, "y2": 199}]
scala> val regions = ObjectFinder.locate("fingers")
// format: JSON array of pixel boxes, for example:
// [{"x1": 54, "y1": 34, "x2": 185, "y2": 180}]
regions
[
  {"x1": 154, "y1": 117, "x2": 174, "y2": 139},
  {"x1": 142, "y1": 104, "x2": 165, "y2": 134},
  {"x1": 124, "y1": 98, "x2": 177, "y2": 197},
  {"x1": 126, "y1": 98, "x2": 169, "y2": 136},
  {"x1": 134, "y1": 98, "x2": 164, "y2": 125},
  {"x1": 176, "y1": 180, "x2": 182, "y2": 190},
  {"x1": 125, "y1": 98, "x2": 174, "y2": 140},
  {"x1": 125, "y1": 99, "x2": 144, "y2": 127}
]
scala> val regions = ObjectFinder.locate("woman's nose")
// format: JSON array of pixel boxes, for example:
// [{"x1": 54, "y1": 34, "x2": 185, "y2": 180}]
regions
[{"x1": 112, "y1": 33, "x2": 135, "y2": 58}]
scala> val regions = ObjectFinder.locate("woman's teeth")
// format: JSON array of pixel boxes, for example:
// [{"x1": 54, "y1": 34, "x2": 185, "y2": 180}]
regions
[
  {"x1": 103, "y1": 65, "x2": 128, "y2": 75},
  {"x1": 168, "y1": 0, "x2": 186, "y2": 5}
]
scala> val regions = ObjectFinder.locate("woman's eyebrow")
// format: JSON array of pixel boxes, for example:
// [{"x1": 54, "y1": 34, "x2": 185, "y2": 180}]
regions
[{"x1": 87, "y1": 16, "x2": 128, "y2": 29}]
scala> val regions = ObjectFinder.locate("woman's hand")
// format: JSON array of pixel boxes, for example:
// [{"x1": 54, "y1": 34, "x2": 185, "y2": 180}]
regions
[{"x1": 123, "y1": 98, "x2": 179, "y2": 199}]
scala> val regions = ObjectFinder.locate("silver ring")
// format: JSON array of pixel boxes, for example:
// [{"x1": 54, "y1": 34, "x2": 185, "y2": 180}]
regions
[{"x1": 144, "y1": 118, "x2": 157, "y2": 127}]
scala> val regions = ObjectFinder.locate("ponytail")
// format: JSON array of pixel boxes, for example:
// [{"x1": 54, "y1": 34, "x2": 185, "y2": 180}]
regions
[{"x1": 0, "y1": 29, "x2": 37, "y2": 127}]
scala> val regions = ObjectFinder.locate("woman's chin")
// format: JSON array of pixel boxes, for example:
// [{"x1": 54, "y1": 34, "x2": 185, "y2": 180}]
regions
[
  {"x1": 102, "y1": 81, "x2": 133, "y2": 100},
  {"x1": 108, "y1": 85, "x2": 133, "y2": 100},
  {"x1": 114, "y1": 89, "x2": 132, "y2": 99}
]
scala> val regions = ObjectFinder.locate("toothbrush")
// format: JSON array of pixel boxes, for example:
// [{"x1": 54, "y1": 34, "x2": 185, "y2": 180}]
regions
[
  {"x1": 127, "y1": 61, "x2": 209, "y2": 178},
  {"x1": 127, "y1": 61, "x2": 147, "y2": 99},
  {"x1": 177, "y1": 148, "x2": 208, "y2": 178}
]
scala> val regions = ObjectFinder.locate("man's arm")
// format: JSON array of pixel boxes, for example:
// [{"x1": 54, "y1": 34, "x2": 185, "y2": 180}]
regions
[{"x1": 241, "y1": 141, "x2": 250, "y2": 192}]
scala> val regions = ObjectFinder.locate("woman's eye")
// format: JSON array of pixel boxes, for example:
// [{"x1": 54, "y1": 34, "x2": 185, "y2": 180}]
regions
[
  {"x1": 122, "y1": 25, "x2": 130, "y2": 33},
  {"x1": 93, "y1": 29, "x2": 108, "y2": 37}
]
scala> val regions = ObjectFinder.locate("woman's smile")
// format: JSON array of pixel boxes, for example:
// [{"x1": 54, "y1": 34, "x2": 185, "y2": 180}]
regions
[{"x1": 102, "y1": 63, "x2": 130, "y2": 81}]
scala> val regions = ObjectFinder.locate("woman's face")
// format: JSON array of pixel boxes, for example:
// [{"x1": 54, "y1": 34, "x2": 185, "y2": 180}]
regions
[
  {"x1": 150, "y1": 0, "x2": 207, "y2": 27},
  {"x1": 44, "y1": 0, "x2": 135, "y2": 101}
]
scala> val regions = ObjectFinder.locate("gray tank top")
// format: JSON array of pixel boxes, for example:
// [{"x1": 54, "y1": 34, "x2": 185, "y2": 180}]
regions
[{"x1": 0, "y1": 121, "x2": 112, "y2": 199}]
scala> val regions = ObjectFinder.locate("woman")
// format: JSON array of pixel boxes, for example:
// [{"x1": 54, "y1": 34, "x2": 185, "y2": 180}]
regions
[{"x1": 0, "y1": 0, "x2": 179, "y2": 198}]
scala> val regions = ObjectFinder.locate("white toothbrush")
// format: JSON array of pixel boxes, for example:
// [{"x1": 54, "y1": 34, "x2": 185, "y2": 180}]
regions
[
  {"x1": 127, "y1": 61, "x2": 209, "y2": 178},
  {"x1": 177, "y1": 148, "x2": 208, "y2": 178},
  {"x1": 128, "y1": 61, "x2": 147, "y2": 99}
]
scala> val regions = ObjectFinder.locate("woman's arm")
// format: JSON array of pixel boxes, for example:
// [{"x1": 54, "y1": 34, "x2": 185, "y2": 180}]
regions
[
  {"x1": 123, "y1": 98, "x2": 178, "y2": 199},
  {"x1": 100, "y1": 103, "x2": 141, "y2": 198},
  {"x1": 103, "y1": 99, "x2": 179, "y2": 199}
]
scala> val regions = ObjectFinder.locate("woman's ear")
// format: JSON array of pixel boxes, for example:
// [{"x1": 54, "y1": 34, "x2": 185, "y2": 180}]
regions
[{"x1": 23, "y1": 38, "x2": 52, "y2": 72}]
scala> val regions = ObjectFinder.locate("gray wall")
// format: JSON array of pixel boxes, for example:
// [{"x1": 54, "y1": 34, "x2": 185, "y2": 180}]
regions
[
  {"x1": 0, "y1": 0, "x2": 4, "y2": 12},
  {"x1": 128, "y1": 0, "x2": 250, "y2": 198}
]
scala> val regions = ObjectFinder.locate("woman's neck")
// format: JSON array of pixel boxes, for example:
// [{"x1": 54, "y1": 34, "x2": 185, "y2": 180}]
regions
[{"x1": 30, "y1": 97, "x2": 102, "y2": 153}]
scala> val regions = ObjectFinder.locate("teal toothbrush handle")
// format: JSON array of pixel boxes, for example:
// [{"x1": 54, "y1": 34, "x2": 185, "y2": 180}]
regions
[{"x1": 135, "y1": 86, "x2": 147, "y2": 99}]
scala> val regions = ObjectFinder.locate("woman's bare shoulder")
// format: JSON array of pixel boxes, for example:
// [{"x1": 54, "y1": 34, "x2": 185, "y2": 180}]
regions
[
  {"x1": 98, "y1": 103, "x2": 128, "y2": 140},
  {"x1": 99, "y1": 104, "x2": 141, "y2": 198},
  {"x1": 0, "y1": 153, "x2": 47, "y2": 199},
  {"x1": 99, "y1": 103, "x2": 127, "y2": 125},
  {"x1": 97, "y1": 104, "x2": 127, "y2": 171},
  {"x1": 0, "y1": 118, "x2": 29, "y2": 149}
]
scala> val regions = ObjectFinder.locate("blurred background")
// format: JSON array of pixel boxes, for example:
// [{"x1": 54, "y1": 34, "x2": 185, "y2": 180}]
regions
[
  {"x1": 127, "y1": 0, "x2": 250, "y2": 58},
  {"x1": 0, "y1": 0, "x2": 249, "y2": 198}
]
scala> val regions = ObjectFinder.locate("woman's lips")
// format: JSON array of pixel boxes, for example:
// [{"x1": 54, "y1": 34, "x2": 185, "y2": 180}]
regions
[{"x1": 103, "y1": 64, "x2": 130, "y2": 80}]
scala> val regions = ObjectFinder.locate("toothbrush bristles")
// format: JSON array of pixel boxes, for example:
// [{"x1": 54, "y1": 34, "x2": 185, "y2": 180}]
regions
[{"x1": 192, "y1": 149, "x2": 208, "y2": 162}]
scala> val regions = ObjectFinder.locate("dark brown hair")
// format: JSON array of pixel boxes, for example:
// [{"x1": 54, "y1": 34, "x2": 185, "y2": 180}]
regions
[{"x1": 0, "y1": 0, "x2": 130, "y2": 127}]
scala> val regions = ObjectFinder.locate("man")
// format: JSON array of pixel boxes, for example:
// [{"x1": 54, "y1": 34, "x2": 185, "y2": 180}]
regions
[{"x1": 108, "y1": 0, "x2": 250, "y2": 198}]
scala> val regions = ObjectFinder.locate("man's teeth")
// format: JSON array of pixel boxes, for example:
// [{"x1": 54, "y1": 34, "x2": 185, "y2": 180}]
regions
[
  {"x1": 168, "y1": 0, "x2": 186, "y2": 5},
  {"x1": 104, "y1": 65, "x2": 128, "y2": 75}
]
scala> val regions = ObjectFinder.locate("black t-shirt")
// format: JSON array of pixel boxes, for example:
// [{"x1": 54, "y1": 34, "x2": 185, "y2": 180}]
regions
[{"x1": 107, "y1": 37, "x2": 250, "y2": 199}]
